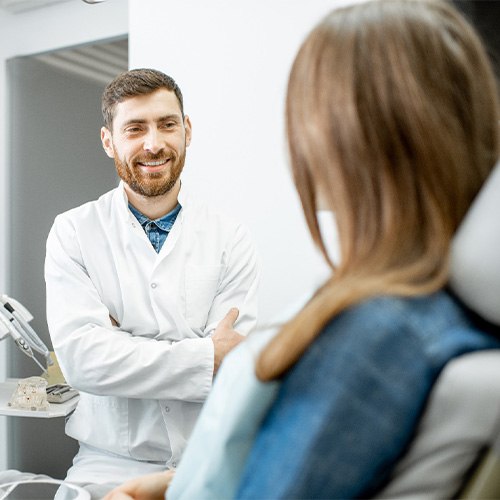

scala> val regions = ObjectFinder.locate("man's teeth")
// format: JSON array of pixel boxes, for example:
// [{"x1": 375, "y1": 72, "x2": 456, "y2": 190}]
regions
[{"x1": 141, "y1": 159, "x2": 168, "y2": 166}]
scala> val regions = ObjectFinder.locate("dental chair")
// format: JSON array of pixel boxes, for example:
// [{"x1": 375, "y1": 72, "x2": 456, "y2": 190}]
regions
[
  {"x1": 376, "y1": 162, "x2": 500, "y2": 499},
  {"x1": 461, "y1": 429, "x2": 500, "y2": 499},
  {"x1": 376, "y1": 350, "x2": 500, "y2": 499}
]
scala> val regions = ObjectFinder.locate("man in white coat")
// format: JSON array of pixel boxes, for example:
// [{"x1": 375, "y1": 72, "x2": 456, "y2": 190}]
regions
[{"x1": 44, "y1": 68, "x2": 259, "y2": 488}]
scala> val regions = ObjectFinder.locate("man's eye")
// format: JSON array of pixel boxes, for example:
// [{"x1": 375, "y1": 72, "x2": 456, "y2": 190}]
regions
[
  {"x1": 125, "y1": 127, "x2": 142, "y2": 134},
  {"x1": 161, "y1": 122, "x2": 176, "y2": 129}
]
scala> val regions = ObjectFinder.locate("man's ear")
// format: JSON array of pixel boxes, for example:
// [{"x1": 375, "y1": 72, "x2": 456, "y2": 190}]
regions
[
  {"x1": 184, "y1": 115, "x2": 192, "y2": 147},
  {"x1": 101, "y1": 127, "x2": 115, "y2": 158}
]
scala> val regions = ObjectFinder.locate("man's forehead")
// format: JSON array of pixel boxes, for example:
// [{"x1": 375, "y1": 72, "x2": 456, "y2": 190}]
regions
[{"x1": 113, "y1": 89, "x2": 182, "y2": 123}]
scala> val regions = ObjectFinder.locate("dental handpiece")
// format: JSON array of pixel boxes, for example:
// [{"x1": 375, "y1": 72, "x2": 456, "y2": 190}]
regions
[
  {"x1": 0, "y1": 307, "x2": 47, "y2": 373},
  {"x1": 3, "y1": 301, "x2": 52, "y2": 364}
]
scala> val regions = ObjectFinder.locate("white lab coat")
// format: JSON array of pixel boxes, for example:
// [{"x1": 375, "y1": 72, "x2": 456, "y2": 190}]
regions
[{"x1": 44, "y1": 182, "x2": 259, "y2": 473}]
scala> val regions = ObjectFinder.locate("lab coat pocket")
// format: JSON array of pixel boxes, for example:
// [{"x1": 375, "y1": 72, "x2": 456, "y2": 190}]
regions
[
  {"x1": 65, "y1": 393, "x2": 129, "y2": 456},
  {"x1": 185, "y1": 264, "x2": 224, "y2": 330}
]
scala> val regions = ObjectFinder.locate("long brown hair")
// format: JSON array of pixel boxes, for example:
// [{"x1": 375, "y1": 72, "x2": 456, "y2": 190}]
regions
[{"x1": 256, "y1": 0, "x2": 500, "y2": 381}]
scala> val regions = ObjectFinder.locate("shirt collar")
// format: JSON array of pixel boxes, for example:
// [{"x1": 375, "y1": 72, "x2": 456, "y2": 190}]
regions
[
  {"x1": 116, "y1": 180, "x2": 186, "y2": 225},
  {"x1": 128, "y1": 201, "x2": 182, "y2": 232}
]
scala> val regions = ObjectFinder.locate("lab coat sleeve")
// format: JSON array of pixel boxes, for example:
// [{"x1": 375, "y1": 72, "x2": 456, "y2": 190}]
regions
[
  {"x1": 204, "y1": 223, "x2": 260, "y2": 335},
  {"x1": 45, "y1": 215, "x2": 213, "y2": 402}
]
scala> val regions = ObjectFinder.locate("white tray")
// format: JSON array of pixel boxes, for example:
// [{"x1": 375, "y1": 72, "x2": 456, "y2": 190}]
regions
[{"x1": 0, "y1": 379, "x2": 79, "y2": 418}]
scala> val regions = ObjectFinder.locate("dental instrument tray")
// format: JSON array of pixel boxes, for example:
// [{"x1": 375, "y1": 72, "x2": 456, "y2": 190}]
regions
[{"x1": 46, "y1": 384, "x2": 79, "y2": 404}]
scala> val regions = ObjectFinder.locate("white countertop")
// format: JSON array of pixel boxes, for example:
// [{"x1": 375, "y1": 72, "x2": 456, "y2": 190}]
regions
[{"x1": 0, "y1": 379, "x2": 79, "y2": 418}]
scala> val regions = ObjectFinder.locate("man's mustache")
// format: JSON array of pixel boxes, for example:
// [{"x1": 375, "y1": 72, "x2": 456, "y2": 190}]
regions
[{"x1": 132, "y1": 151, "x2": 176, "y2": 164}]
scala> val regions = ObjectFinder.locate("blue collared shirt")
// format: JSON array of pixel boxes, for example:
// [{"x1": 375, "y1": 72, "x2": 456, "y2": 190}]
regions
[{"x1": 129, "y1": 202, "x2": 182, "y2": 253}]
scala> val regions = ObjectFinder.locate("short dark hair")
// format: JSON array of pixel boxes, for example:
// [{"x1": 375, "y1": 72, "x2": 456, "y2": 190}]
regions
[{"x1": 101, "y1": 68, "x2": 184, "y2": 129}]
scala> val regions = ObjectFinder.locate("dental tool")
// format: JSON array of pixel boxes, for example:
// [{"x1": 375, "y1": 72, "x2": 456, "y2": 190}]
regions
[
  {"x1": 1, "y1": 296, "x2": 52, "y2": 364},
  {"x1": 0, "y1": 295, "x2": 53, "y2": 373}
]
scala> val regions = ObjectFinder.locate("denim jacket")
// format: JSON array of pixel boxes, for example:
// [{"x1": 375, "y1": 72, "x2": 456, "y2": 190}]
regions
[
  {"x1": 237, "y1": 291, "x2": 500, "y2": 499},
  {"x1": 169, "y1": 290, "x2": 500, "y2": 499}
]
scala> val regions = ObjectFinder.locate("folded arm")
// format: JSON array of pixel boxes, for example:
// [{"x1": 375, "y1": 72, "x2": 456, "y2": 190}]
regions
[{"x1": 45, "y1": 217, "x2": 213, "y2": 402}]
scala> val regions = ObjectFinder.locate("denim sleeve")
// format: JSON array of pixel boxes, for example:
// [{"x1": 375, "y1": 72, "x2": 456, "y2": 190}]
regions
[{"x1": 236, "y1": 311, "x2": 435, "y2": 499}]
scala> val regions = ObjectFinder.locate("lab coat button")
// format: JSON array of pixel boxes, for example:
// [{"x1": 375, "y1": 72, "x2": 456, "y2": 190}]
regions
[
  {"x1": 151, "y1": 282, "x2": 157, "y2": 289},
  {"x1": 172, "y1": 462, "x2": 177, "y2": 468},
  {"x1": 165, "y1": 406, "x2": 170, "y2": 412}
]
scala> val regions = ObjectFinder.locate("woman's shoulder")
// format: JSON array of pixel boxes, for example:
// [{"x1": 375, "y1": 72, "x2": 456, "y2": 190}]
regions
[
  {"x1": 325, "y1": 290, "x2": 494, "y2": 335},
  {"x1": 313, "y1": 290, "x2": 500, "y2": 371},
  {"x1": 336, "y1": 291, "x2": 463, "y2": 328}
]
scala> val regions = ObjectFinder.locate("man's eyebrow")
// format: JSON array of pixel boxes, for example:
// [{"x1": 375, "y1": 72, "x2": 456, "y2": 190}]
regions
[
  {"x1": 122, "y1": 118, "x2": 147, "y2": 128},
  {"x1": 121, "y1": 115, "x2": 182, "y2": 128},
  {"x1": 157, "y1": 114, "x2": 182, "y2": 122}
]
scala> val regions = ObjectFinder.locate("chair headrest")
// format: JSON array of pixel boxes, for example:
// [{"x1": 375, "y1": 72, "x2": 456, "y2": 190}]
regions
[{"x1": 450, "y1": 161, "x2": 500, "y2": 325}]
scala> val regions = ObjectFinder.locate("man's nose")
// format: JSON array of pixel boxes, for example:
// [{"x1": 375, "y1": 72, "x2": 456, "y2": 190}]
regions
[{"x1": 143, "y1": 128, "x2": 163, "y2": 154}]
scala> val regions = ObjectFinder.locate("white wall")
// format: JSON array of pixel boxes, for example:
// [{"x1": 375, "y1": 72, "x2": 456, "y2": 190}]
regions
[
  {"x1": 0, "y1": 0, "x2": 128, "y2": 471},
  {"x1": 129, "y1": 0, "x2": 345, "y2": 325},
  {"x1": 0, "y1": 0, "x2": 353, "y2": 472}
]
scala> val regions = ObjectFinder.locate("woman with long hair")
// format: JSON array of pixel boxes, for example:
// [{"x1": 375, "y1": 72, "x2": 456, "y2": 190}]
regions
[
  {"x1": 234, "y1": 1, "x2": 500, "y2": 497},
  {"x1": 106, "y1": 1, "x2": 500, "y2": 498}
]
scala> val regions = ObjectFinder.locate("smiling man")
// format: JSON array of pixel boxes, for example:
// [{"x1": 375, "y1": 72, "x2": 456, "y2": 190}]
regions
[
  {"x1": 102, "y1": 82, "x2": 190, "y2": 217},
  {"x1": 44, "y1": 68, "x2": 259, "y2": 489}
]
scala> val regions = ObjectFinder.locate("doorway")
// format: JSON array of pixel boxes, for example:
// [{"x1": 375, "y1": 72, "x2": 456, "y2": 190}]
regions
[{"x1": 6, "y1": 37, "x2": 127, "y2": 478}]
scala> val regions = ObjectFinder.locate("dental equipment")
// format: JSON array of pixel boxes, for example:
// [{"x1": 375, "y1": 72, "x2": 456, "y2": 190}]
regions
[{"x1": 0, "y1": 295, "x2": 53, "y2": 374}]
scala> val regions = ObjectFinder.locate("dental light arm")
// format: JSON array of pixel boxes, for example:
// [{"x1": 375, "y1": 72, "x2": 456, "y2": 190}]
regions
[{"x1": 0, "y1": 294, "x2": 53, "y2": 373}]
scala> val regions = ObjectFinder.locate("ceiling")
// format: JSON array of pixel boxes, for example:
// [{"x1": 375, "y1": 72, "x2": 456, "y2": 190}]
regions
[
  {"x1": 0, "y1": 0, "x2": 127, "y2": 86},
  {"x1": 0, "y1": 0, "x2": 71, "y2": 13},
  {"x1": 35, "y1": 38, "x2": 128, "y2": 86}
]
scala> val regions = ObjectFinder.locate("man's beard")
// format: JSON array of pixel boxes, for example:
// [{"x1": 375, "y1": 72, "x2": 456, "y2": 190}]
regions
[{"x1": 113, "y1": 146, "x2": 186, "y2": 197}]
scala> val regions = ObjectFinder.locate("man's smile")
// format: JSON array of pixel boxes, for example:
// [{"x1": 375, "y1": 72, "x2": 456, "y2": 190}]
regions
[{"x1": 137, "y1": 158, "x2": 171, "y2": 172}]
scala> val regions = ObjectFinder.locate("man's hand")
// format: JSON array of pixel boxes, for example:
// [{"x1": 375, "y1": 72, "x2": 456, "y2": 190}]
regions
[
  {"x1": 103, "y1": 470, "x2": 175, "y2": 500},
  {"x1": 212, "y1": 307, "x2": 244, "y2": 375}
]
